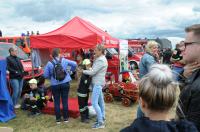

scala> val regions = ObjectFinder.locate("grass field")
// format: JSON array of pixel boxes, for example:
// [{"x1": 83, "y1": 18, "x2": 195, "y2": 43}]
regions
[{"x1": 0, "y1": 80, "x2": 177, "y2": 132}]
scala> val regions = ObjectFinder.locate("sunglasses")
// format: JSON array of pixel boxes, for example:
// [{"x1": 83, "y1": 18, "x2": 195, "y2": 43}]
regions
[{"x1": 182, "y1": 41, "x2": 200, "y2": 50}]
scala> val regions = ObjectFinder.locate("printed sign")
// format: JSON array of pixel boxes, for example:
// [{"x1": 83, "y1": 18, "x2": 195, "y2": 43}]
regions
[{"x1": 119, "y1": 40, "x2": 128, "y2": 72}]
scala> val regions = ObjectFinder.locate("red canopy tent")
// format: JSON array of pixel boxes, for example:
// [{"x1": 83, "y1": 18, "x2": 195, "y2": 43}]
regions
[
  {"x1": 30, "y1": 16, "x2": 119, "y2": 49},
  {"x1": 29, "y1": 17, "x2": 119, "y2": 118}
]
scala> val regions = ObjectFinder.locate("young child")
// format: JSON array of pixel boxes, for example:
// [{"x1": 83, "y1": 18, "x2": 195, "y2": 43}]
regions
[
  {"x1": 21, "y1": 78, "x2": 48, "y2": 116},
  {"x1": 77, "y1": 59, "x2": 92, "y2": 123},
  {"x1": 121, "y1": 64, "x2": 198, "y2": 132}
]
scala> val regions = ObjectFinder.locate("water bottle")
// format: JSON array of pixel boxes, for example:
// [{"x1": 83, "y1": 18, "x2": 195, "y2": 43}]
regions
[{"x1": 30, "y1": 91, "x2": 33, "y2": 98}]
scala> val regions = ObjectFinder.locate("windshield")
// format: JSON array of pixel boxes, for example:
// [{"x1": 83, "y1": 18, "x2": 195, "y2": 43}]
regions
[
  {"x1": 0, "y1": 43, "x2": 29, "y2": 60},
  {"x1": 129, "y1": 47, "x2": 135, "y2": 54},
  {"x1": 107, "y1": 48, "x2": 118, "y2": 55},
  {"x1": 131, "y1": 47, "x2": 144, "y2": 53}
]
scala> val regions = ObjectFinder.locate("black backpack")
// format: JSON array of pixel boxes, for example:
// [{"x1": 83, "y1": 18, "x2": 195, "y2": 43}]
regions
[{"x1": 51, "y1": 58, "x2": 66, "y2": 81}]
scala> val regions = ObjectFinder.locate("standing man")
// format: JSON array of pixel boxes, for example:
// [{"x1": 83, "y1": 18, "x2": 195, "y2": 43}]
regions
[
  {"x1": 82, "y1": 44, "x2": 108, "y2": 129},
  {"x1": 44, "y1": 48, "x2": 77, "y2": 124},
  {"x1": 176, "y1": 24, "x2": 200, "y2": 131},
  {"x1": 7, "y1": 47, "x2": 24, "y2": 108}
]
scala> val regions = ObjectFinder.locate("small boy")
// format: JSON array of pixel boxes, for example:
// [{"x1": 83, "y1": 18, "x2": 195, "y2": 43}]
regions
[
  {"x1": 21, "y1": 78, "x2": 48, "y2": 116},
  {"x1": 77, "y1": 59, "x2": 92, "y2": 123}
]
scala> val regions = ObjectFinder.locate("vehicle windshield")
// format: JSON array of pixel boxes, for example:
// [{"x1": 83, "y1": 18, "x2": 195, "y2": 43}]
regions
[
  {"x1": 128, "y1": 47, "x2": 135, "y2": 54},
  {"x1": 131, "y1": 47, "x2": 144, "y2": 53},
  {"x1": 107, "y1": 48, "x2": 118, "y2": 55},
  {"x1": 0, "y1": 43, "x2": 29, "y2": 60}
]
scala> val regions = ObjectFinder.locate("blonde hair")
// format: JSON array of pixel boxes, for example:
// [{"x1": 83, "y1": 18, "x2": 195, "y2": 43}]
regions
[
  {"x1": 96, "y1": 44, "x2": 105, "y2": 54},
  {"x1": 145, "y1": 40, "x2": 158, "y2": 53},
  {"x1": 139, "y1": 64, "x2": 177, "y2": 111}
]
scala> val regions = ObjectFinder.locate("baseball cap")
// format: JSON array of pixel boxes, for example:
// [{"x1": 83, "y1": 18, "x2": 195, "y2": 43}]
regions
[
  {"x1": 82, "y1": 59, "x2": 91, "y2": 65},
  {"x1": 28, "y1": 79, "x2": 37, "y2": 84}
]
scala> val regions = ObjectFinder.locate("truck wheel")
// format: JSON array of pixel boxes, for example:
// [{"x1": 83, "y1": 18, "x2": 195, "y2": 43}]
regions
[
  {"x1": 104, "y1": 93, "x2": 113, "y2": 103},
  {"x1": 122, "y1": 98, "x2": 131, "y2": 107}
]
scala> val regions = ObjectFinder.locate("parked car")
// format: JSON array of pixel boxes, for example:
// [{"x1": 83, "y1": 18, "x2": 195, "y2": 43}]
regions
[{"x1": 0, "y1": 42, "x2": 43, "y2": 94}]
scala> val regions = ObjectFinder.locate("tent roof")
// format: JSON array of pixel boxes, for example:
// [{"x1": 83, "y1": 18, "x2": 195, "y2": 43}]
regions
[{"x1": 30, "y1": 16, "x2": 119, "y2": 49}]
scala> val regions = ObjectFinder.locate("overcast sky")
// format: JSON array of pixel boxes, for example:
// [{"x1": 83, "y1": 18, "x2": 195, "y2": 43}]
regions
[{"x1": 1, "y1": 0, "x2": 200, "y2": 42}]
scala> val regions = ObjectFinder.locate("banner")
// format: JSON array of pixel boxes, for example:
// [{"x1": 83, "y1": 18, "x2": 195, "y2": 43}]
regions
[{"x1": 119, "y1": 40, "x2": 128, "y2": 72}]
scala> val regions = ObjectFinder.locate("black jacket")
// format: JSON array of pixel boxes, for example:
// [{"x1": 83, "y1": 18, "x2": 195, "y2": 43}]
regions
[
  {"x1": 77, "y1": 74, "x2": 91, "y2": 94},
  {"x1": 121, "y1": 117, "x2": 198, "y2": 132},
  {"x1": 176, "y1": 69, "x2": 200, "y2": 131},
  {"x1": 6, "y1": 55, "x2": 24, "y2": 79}
]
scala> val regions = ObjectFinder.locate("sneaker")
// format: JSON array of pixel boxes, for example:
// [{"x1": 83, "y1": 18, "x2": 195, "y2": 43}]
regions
[
  {"x1": 63, "y1": 119, "x2": 69, "y2": 123},
  {"x1": 35, "y1": 112, "x2": 41, "y2": 116},
  {"x1": 28, "y1": 112, "x2": 41, "y2": 117},
  {"x1": 56, "y1": 120, "x2": 61, "y2": 125},
  {"x1": 92, "y1": 122, "x2": 105, "y2": 129},
  {"x1": 95, "y1": 118, "x2": 106, "y2": 124},
  {"x1": 14, "y1": 104, "x2": 21, "y2": 109}
]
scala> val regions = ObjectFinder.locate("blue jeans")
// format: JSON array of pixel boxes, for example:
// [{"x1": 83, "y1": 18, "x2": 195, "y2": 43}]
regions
[
  {"x1": 91, "y1": 85, "x2": 105, "y2": 123},
  {"x1": 10, "y1": 79, "x2": 24, "y2": 106},
  {"x1": 51, "y1": 82, "x2": 70, "y2": 121},
  {"x1": 172, "y1": 66, "x2": 184, "y2": 81}
]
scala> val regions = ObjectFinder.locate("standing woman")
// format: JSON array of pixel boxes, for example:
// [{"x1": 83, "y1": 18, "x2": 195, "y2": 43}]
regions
[
  {"x1": 44, "y1": 48, "x2": 77, "y2": 124},
  {"x1": 82, "y1": 44, "x2": 108, "y2": 129},
  {"x1": 7, "y1": 47, "x2": 24, "y2": 109},
  {"x1": 137, "y1": 41, "x2": 159, "y2": 118},
  {"x1": 139, "y1": 40, "x2": 159, "y2": 78}
]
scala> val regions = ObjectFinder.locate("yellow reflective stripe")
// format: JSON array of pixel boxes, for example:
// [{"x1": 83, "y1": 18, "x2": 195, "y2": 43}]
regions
[
  {"x1": 77, "y1": 92, "x2": 87, "y2": 97},
  {"x1": 79, "y1": 106, "x2": 88, "y2": 112}
]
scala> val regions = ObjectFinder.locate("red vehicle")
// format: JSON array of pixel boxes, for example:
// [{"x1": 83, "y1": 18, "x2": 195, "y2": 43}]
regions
[
  {"x1": 104, "y1": 71, "x2": 138, "y2": 107},
  {"x1": 0, "y1": 36, "x2": 31, "y2": 54},
  {"x1": 128, "y1": 39, "x2": 147, "y2": 71},
  {"x1": 0, "y1": 42, "x2": 43, "y2": 93}
]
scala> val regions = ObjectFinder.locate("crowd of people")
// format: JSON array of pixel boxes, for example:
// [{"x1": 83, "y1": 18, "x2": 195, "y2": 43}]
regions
[{"x1": 5, "y1": 24, "x2": 200, "y2": 131}]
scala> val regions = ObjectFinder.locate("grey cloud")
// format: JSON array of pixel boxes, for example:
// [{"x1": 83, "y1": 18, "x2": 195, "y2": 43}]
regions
[
  {"x1": 116, "y1": 27, "x2": 185, "y2": 39},
  {"x1": 193, "y1": 6, "x2": 200, "y2": 12},
  {"x1": 13, "y1": 0, "x2": 113, "y2": 22},
  {"x1": 14, "y1": 0, "x2": 72, "y2": 22}
]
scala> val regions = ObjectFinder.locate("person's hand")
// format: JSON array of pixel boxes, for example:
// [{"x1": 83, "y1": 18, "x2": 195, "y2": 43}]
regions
[
  {"x1": 24, "y1": 94, "x2": 29, "y2": 98},
  {"x1": 183, "y1": 62, "x2": 200, "y2": 78},
  {"x1": 77, "y1": 67, "x2": 83, "y2": 73}
]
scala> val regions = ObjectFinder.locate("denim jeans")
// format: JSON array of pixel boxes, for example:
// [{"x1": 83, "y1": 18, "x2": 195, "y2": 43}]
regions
[
  {"x1": 172, "y1": 66, "x2": 184, "y2": 81},
  {"x1": 51, "y1": 82, "x2": 70, "y2": 121},
  {"x1": 10, "y1": 79, "x2": 24, "y2": 106},
  {"x1": 91, "y1": 85, "x2": 105, "y2": 123}
]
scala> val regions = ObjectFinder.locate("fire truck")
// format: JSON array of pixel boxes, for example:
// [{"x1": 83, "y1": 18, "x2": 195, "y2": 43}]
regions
[{"x1": 0, "y1": 36, "x2": 31, "y2": 54}]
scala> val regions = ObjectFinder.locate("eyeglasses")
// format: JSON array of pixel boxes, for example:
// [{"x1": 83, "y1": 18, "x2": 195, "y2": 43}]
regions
[{"x1": 182, "y1": 41, "x2": 200, "y2": 50}]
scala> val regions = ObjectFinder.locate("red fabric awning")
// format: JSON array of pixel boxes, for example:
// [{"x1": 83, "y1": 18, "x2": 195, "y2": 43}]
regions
[{"x1": 30, "y1": 16, "x2": 119, "y2": 49}]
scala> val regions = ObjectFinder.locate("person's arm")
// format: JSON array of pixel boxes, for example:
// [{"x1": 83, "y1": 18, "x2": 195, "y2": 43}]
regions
[
  {"x1": 65, "y1": 59, "x2": 77, "y2": 72},
  {"x1": 43, "y1": 62, "x2": 51, "y2": 79},
  {"x1": 83, "y1": 60, "x2": 104, "y2": 76},
  {"x1": 145, "y1": 56, "x2": 156, "y2": 72},
  {"x1": 6, "y1": 57, "x2": 18, "y2": 74},
  {"x1": 187, "y1": 88, "x2": 200, "y2": 130}
]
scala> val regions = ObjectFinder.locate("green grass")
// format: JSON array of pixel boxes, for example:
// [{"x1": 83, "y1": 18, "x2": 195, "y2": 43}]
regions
[{"x1": 0, "y1": 80, "x2": 177, "y2": 132}]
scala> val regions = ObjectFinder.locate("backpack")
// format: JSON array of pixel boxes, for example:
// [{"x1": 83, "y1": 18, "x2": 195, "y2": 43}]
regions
[{"x1": 51, "y1": 58, "x2": 66, "y2": 81}]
